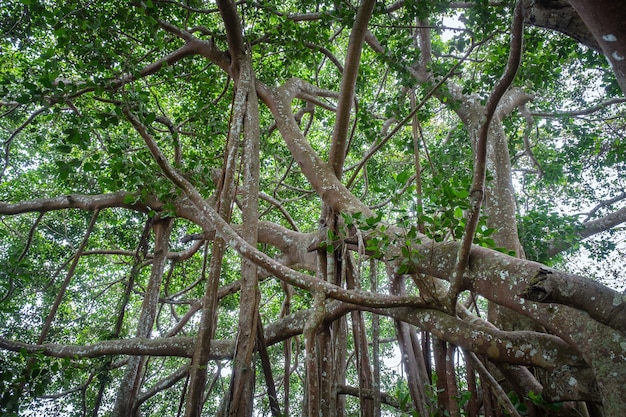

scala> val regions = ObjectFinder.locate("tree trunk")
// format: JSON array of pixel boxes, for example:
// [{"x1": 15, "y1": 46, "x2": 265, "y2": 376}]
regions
[{"x1": 112, "y1": 218, "x2": 173, "y2": 417}]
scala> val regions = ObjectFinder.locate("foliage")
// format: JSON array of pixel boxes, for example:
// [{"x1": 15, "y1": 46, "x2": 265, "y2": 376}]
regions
[{"x1": 1, "y1": 0, "x2": 625, "y2": 416}]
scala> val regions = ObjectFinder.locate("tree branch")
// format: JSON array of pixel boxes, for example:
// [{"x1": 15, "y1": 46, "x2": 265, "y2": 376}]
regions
[
  {"x1": 447, "y1": 0, "x2": 525, "y2": 312},
  {"x1": 566, "y1": 0, "x2": 626, "y2": 96},
  {"x1": 0, "y1": 192, "x2": 158, "y2": 215},
  {"x1": 1, "y1": 106, "x2": 48, "y2": 182},
  {"x1": 328, "y1": 0, "x2": 376, "y2": 178},
  {"x1": 0, "y1": 300, "x2": 587, "y2": 370},
  {"x1": 216, "y1": 0, "x2": 245, "y2": 79},
  {"x1": 122, "y1": 103, "x2": 423, "y2": 309},
  {"x1": 546, "y1": 205, "x2": 626, "y2": 257},
  {"x1": 522, "y1": 0, "x2": 599, "y2": 51},
  {"x1": 530, "y1": 97, "x2": 626, "y2": 118},
  {"x1": 518, "y1": 267, "x2": 626, "y2": 332}
]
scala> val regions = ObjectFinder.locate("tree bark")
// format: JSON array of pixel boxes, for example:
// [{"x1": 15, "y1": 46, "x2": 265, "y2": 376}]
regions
[
  {"x1": 566, "y1": 0, "x2": 626, "y2": 95},
  {"x1": 226, "y1": 56, "x2": 261, "y2": 417},
  {"x1": 112, "y1": 218, "x2": 173, "y2": 417}
]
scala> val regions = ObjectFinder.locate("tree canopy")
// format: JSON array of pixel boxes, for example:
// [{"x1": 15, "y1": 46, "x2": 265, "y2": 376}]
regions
[{"x1": 1, "y1": 1, "x2": 625, "y2": 416}]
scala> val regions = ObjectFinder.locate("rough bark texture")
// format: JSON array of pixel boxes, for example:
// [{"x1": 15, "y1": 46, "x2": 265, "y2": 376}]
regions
[
  {"x1": 2, "y1": 2, "x2": 626, "y2": 416},
  {"x1": 523, "y1": 0, "x2": 599, "y2": 51},
  {"x1": 112, "y1": 219, "x2": 173, "y2": 417},
  {"x1": 566, "y1": 0, "x2": 626, "y2": 95}
]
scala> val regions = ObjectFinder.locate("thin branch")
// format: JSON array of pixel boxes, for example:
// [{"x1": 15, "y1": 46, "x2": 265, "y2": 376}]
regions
[
  {"x1": 518, "y1": 104, "x2": 544, "y2": 177},
  {"x1": 346, "y1": 39, "x2": 481, "y2": 188},
  {"x1": 136, "y1": 365, "x2": 190, "y2": 406},
  {"x1": 530, "y1": 97, "x2": 626, "y2": 118},
  {"x1": 63, "y1": 39, "x2": 202, "y2": 101},
  {"x1": 368, "y1": 174, "x2": 417, "y2": 210},
  {"x1": 39, "y1": 209, "x2": 100, "y2": 344},
  {"x1": 1, "y1": 212, "x2": 44, "y2": 302},
  {"x1": 1, "y1": 106, "x2": 48, "y2": 182},
  {"x1": 303, "y1": 41, "x2": 344, "y2": 73},
  {"x1": 259, "y1": 192, "x2": 300, "y2": 231}
]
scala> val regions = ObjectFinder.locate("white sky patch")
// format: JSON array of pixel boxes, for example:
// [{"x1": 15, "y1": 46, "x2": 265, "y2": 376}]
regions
[{"x1": 441, "y1": 13, "x2": 464, "y2": 42}]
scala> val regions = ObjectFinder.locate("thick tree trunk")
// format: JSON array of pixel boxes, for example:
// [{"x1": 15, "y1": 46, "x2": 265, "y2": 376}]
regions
[
  {"x1": 226, "y1": 59, "x2": 261, "y2": 417},
  {"x1": 566, "y1": 0, "x2": 626, "y2": 95},
  {"x1": 184, "y1": 53, "x2": 250, "y2": 417}
]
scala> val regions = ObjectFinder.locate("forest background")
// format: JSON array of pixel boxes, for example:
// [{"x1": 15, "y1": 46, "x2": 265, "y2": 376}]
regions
[{"x1": 1, "y1": 0, "x2": 625, "y2": 416}]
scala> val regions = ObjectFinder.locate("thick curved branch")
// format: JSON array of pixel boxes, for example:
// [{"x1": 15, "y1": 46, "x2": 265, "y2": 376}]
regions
[
  {"x1": 522, "y1": 0, "x2": 599, "y2": 51},
  {"x1": 122, "y1": 106, "x2": 422, "y2": 309},
  {"x1": 566, "y1": 0, "x2": 626, "y2": 96},
  {"x1": 328, "y1": 0, "x2": 376, "y2": 177},
  {"x1": 0, "y1": 192, "x2": 159, "y2": 215},
  {"x1": 448, "y1": 0, "x2": 524, "y2": 311},
  {"x1": 378, "y1": 306, "x2": 584, "y2": 368},
  {"x1": 518, "y1": 267, "x2": 626, "y2": 332},
  {"x1": 0, "y1": 299, "x2": 586, "y2": 370},
  {"x1": 411, "y1": 240, "x2": 626, "y2": 335},
  {"x1": 216, "y1": 0, "x2": 245, "y2": 78}
]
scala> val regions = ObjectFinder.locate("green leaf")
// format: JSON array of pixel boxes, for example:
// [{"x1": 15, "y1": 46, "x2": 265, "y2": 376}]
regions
[
  {"x1": 56, "y1": 144, "x2": 72, "y2": 154},
  {"x1": 123, "y1": 194, "x2": 138, "y2": 204}
]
